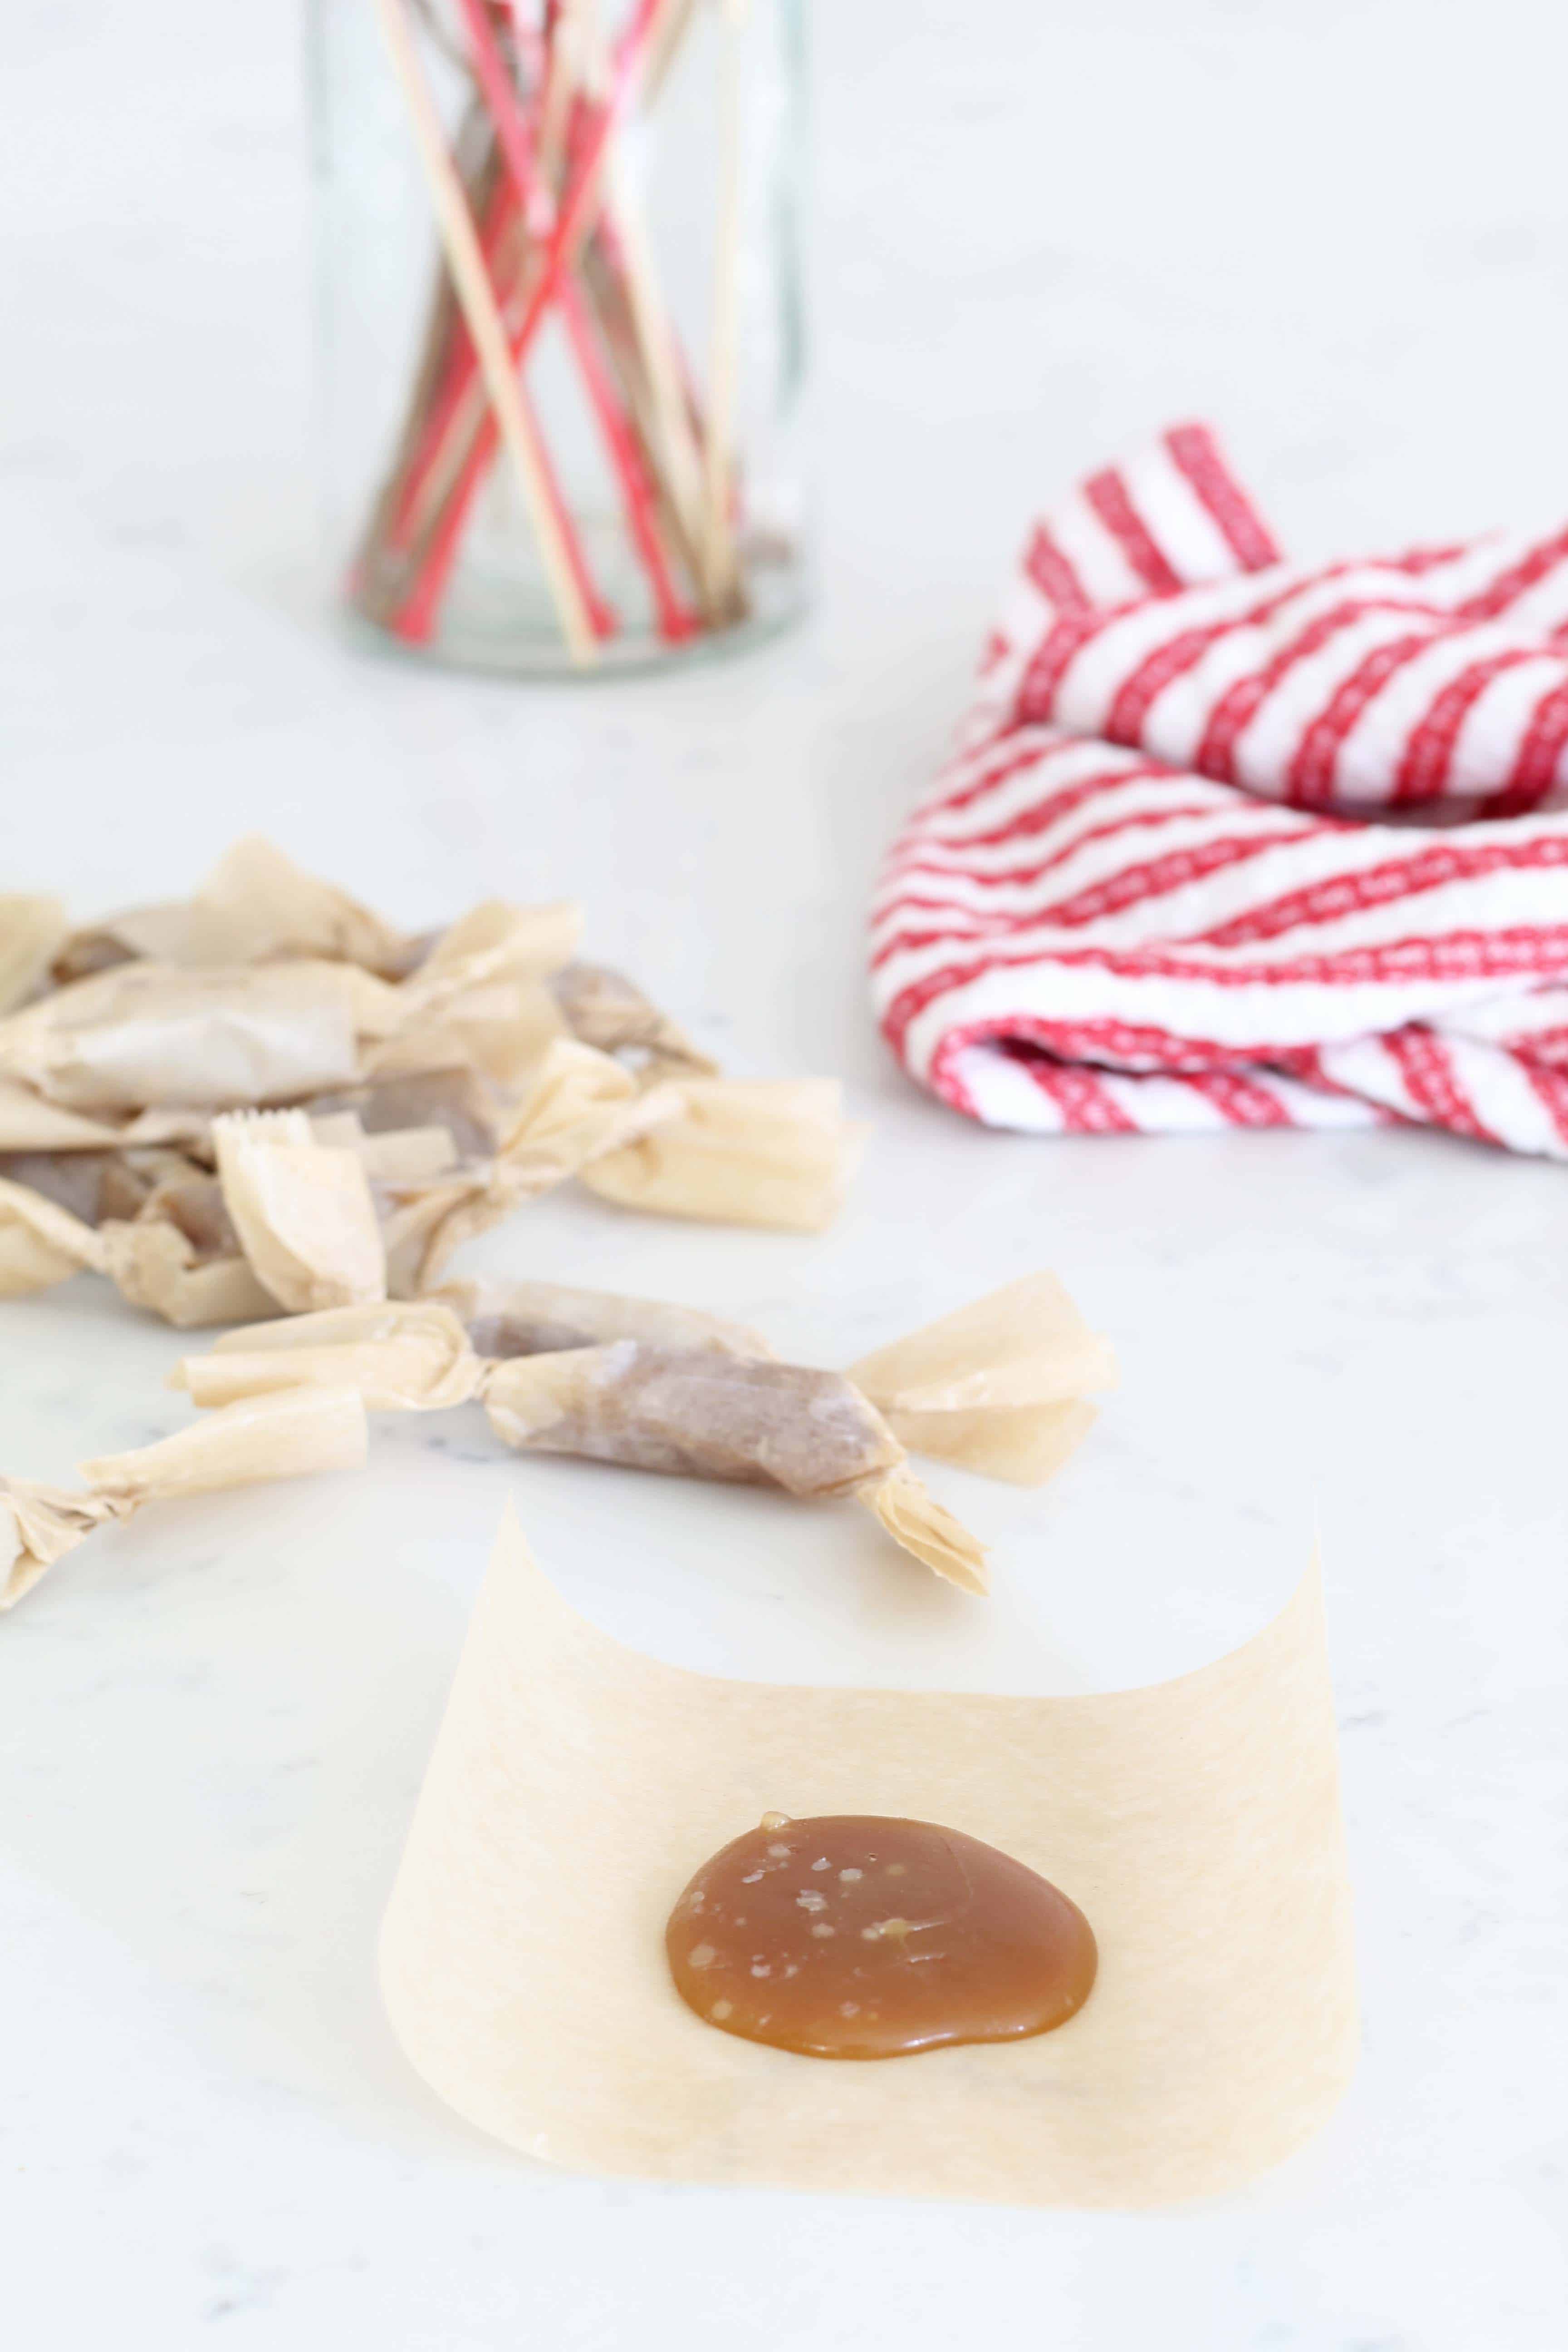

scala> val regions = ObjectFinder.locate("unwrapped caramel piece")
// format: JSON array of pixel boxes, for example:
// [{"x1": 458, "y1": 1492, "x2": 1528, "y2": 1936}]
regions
[{"x1": 666, "y1": 1813, "x2": 1098, "y2": 2058}]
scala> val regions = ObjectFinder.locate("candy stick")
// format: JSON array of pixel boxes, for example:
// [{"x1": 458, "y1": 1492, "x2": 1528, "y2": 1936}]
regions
[
  {"x1": 568, "y1": 2, "x2": 715, "y2": 609},
  {"x1": 561, "y1": 289, "x2": 700, "y2": 640},
  {"x1": 355, "y1": 156, "x2": 519, "y2": 623},
  {"x1": 368, "y1": 0, "x2": 601, "y2": 664},
  {"x1": 643, "y1": 0, "x2": 700, "y2": 102},
  {"x1": 701, "y1": 0, "x2": 747, "y2": 606}
]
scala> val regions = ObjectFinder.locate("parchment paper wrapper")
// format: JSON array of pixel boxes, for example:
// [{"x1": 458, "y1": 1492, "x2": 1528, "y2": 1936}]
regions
[
  {"x1": 849, "y1": 1272, "x2": 1119, "y2": 1485},
  {"x1": 0, "y1": 960, "x2": 368, "y2": 1116},
  {"x1": 362, "y1": 899, "x2": 580, "y2": 1092},
  {"x1": 0, "y1": 1083, "x2": 132, "y2": 1152},
  {"x1": 552, "y1": 962, "x2": 719, "y2": 1080},
  {"x1": 0, "y1": 896, "x2": 68, "y2": 1014},
  {"x1": 581, "y1": 1078, "x2": 865, "y2": 1233},
  {"x1": 0, "y1": 1176, "x2": 104, "y2": 1298},
  {"x1": 0, "y1": 1387, "x2": 369, "y2": 1610},
  {"x1": 178, "y1": 1302, "x2": 480, "y2": 1414},
  {"x1": 380, "y1": 1512, "x2": 1357, "y2": 2206},
  {"x1": 378, "y1": 1041, "x2": 676, "y2": 1296},
  {"x1": 435, "y1": 1276, "x2": 771, "y2": 1362},
  {"x1": 97, "y1": 1174, "x2": 280, "y2": 1329},
  {"x1": 52, "y1": 837, "x2": 411, "y2": 982},
  {"x1": 212, "y1": 1110, "x2": 387, "y2": 1313}
]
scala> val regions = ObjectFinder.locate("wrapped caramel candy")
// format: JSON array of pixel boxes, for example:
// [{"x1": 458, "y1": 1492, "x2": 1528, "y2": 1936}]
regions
[{"x1": 169, "y1": 1274, "x2": 1117, "y2": 1598}]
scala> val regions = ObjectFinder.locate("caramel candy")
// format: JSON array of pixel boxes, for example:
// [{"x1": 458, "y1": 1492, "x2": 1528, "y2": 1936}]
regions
[{"x1": 666, "y1": 1814, "x2": 1096, "y2": 2059}]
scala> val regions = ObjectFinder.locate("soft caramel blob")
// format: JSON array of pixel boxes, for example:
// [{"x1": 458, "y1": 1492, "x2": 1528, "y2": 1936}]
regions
[{"x1": 666, "y1": 1813, "x2": 1097, "y2": 2059}]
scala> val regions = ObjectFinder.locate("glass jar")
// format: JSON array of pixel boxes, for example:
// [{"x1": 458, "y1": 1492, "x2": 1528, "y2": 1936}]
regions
[{"x1": 307, "y1": 0, "x2": 808, "y2": 677}]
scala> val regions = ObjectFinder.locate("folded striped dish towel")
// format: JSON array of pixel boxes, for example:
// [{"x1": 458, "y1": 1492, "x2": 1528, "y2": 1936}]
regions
[{"x1": 873, "y1": 426, "x2": 1568, "y2": 1152}]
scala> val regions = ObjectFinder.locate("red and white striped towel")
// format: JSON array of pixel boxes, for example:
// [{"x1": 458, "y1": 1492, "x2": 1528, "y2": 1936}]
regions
[{"x1": 872, "y1": 426, "x2": 1568, "y2": 1153}]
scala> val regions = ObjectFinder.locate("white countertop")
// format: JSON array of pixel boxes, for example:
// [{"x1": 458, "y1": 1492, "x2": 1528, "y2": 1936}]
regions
[{"x1": 4, "y1": 3, "x2": 1566, "y2": 2345}]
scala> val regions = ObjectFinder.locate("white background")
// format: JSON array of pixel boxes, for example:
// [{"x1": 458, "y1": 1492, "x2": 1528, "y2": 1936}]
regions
[{"x1": 3, "y1": 3, "x2": 1566, "y2": 2345}]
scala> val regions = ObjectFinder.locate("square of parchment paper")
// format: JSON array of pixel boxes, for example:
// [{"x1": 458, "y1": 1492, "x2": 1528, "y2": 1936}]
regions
[{"x1": 381, "y1": 1510, "x2": 1356, "y2": 2208}]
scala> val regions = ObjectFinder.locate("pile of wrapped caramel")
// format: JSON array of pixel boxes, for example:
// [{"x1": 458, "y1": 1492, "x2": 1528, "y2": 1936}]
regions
[
  {"x1": 0, "y1": 842, "x2": 1116, "y2": 1611},
  {"x1": 0, "y1": 837, "x2": 861, "y2": 1321}
]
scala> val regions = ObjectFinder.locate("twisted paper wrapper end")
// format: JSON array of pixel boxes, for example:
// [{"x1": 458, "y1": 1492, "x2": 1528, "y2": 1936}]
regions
[{"x1": 0, "y1": 1386, "x2": 369, "y2": 1611}]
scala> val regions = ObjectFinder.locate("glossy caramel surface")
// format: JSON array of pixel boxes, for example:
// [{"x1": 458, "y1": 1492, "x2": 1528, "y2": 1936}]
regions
[{"x1": 666, "y1": 1813, "x2": 1097, "y2": 2059}]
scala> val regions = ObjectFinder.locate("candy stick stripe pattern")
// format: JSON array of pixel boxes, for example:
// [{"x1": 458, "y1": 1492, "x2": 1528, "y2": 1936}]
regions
[{"x1": 873, "y1": 426, "x2": 1568, "y2": 1154}]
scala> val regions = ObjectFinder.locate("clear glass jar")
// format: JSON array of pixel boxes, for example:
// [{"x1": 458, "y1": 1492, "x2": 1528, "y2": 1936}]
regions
[{"x1": 307, "y1": 0, "x2": 808, "y2": 677}]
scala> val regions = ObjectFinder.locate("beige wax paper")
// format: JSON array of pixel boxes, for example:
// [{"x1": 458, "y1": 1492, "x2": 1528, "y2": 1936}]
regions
[
  {"x1": 580, "y1": 1078, "x2": 864, "y2": 1233},
  {"x1": 363, "y1": 900, "x2": 579, "y2": 1093},
  {"x1": 435, "y1": 1276, "x2": 771, "y2": 1362},
  {"x1": 97, "y1": 1172, "x2": 280, "y2": 1328},
  {"x1": 308, "y1": 1112, "x2": 461, "y2": 1185},
  {"x1": 552, "y1": 962, "x2": 719, "y2": 1079},
  {"x1": 0, "y1": 1482, "x2": 125, "y2": 1610},
  {"x1": 0, "y1": 1080, "x2": 138, "y2": 1153},
  {"x1": 0, "y1": 961, "x2": 366, "y2": 1113},
  {"x1": 79, "y1": 1385, "x2": 369, "y2": 1499},
  {"x1": 0, "y1": 1176, "x2": 103, "y2": 1297},
  {"x1": 212, "y1": 1110, "x2": 387, "y2": 1313},
  {"x1": 849, "y1": 1273, "x2": 1118, "y2": 1485},
  {"x1": 176, "y1": 1301, "x2": 480, "y2": 1413},
  {"x1": 381, "y1": 1513, "x2": 1357, "y2": 2206},
  {"x1": 380, "y1": 1041, "x2": 675, "y2": 1296},
  {"x1": 1, "y1": 1387, "x2": 369, "y2": 1609},
  {"x1": 0, "y1": 896, "x2": 68, "y2": 1015},
  {"x1": 53, "y1": 837, "x2": 411, "y2": 982}
]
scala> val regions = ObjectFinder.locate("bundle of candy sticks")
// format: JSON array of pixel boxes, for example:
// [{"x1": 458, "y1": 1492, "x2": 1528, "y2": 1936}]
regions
[{"x1": 356, "y1": 0, "x2": 751, "y2": 665}]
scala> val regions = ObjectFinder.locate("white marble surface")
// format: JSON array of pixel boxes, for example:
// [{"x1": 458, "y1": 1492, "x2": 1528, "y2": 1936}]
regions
[{"x1": 4, "y1": 2, "x2": 1568, "y2": 2344}]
